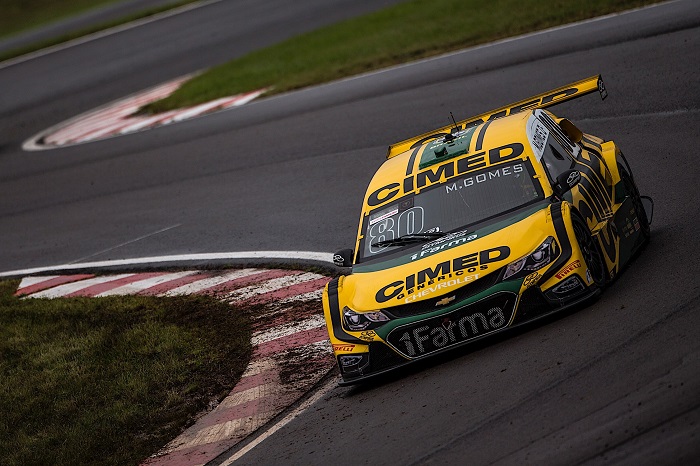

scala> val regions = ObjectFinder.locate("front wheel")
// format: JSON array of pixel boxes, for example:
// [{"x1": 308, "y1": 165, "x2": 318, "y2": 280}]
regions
[{"x1": 572, "y1": 215, "x2": 607, "y2": 288}]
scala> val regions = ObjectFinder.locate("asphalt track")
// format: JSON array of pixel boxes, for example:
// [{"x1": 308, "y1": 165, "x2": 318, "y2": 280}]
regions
[
  {"x1": 1, "y1": 0, "x2": 699, "y2": 464},
  {"x1": 0, "y1": 0, "x2": 187, "y2": 55}
]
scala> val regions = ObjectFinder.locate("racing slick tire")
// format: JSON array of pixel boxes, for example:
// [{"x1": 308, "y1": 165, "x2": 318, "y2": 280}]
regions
[{"x1": 571, "y1": 214, "x2": 607, "y2": 289}]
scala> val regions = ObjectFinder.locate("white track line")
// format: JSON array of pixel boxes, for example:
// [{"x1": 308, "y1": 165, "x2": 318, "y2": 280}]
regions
[
  {"x1": 0, "y1": 251, "x2": 335, "y2": 278},
  {"x1": 0, "y1": 0, "x2": 226, "y2": 71},
  {"x1": 218, "y1": 375, "x2": 338, "y2": 465},
  {"x1": 96, "y1": 271, "x2": 199, "y2": 296},
  {"x1": 29, "y1": 273, "x2": 135, "y2": 298}
]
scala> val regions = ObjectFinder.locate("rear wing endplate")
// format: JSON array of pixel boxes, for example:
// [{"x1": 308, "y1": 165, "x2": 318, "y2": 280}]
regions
[{"x1": 387, "y1": 74, "x2": 607, "y2": 159}]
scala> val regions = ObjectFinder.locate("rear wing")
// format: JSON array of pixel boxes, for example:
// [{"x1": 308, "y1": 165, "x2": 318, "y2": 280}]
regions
[{"x1": 386, "y1": 74, "x2": 607, "y2": 159}]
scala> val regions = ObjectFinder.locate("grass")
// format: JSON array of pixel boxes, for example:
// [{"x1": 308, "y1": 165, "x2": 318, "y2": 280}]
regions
[
  {"x1": 0, "y1": 0, "x2": 121, "y2": 39},
  {"x1": 0, "y1": 0, "x2": 200, "y2": 63},
  {"x1": 0, "y1": 279, "x2": 252, "y2": 466},
  {"x1": 143, "y1": 0, "x2": 660, "y2": 113}
]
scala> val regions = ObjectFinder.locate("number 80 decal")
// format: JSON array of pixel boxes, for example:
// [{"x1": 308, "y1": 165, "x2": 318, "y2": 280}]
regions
[{"x1": 368, "y1": 207, "x2": 425, "y2": 254}]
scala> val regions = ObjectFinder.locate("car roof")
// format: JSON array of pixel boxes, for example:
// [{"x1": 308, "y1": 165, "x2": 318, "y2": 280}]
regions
[{"x1": 362, "y1": 110, "x2": 537, "y2": 213}]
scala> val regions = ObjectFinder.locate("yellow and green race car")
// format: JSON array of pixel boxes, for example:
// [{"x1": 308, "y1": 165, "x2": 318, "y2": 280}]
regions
[{"x1": 323, "y1": 75, "x2": 653, "y2": 385}]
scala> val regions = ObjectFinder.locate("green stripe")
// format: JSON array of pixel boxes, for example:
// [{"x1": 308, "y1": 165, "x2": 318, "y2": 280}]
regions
[{"x1": 419, "y1": 126, "x2": 477, "y2": 169}]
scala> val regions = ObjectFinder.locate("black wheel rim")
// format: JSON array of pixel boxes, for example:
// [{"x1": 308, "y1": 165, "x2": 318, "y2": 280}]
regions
[{"x1": 573, "y1": 219, "x2": 605, "y2": 285}]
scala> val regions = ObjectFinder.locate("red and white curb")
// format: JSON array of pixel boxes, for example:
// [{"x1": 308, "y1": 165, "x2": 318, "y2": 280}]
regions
[
  {"x1": 22, "y1": 75, "x2": 267, "y2": 150},
  {"x1": 15, "y1": 269, "x2": 335, "y2": 466}
]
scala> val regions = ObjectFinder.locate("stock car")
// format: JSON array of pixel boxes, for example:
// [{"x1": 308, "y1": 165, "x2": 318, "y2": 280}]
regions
[{"x1": 322, "y1": 75, "x2": 653, "y2": 385}]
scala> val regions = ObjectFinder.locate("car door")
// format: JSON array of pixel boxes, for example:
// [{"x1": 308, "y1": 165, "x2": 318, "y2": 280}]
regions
[{"x1": 533, "y1": 109, "x2": 619, "y2": 277}]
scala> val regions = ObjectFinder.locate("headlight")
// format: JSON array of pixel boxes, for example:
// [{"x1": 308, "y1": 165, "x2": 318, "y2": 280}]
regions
[
  {"x1": 342, "y1": 307, "x2": 390, "y2": 331},
  {"x1": 503, "y1": 236, "x2": 559, "y2": 280}
]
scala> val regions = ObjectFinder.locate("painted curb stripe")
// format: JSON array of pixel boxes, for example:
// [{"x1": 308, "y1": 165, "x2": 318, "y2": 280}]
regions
[
  {"x1": 225, "y1": 272, "x2": 323, "y2": 302},
  {"x1": 118, "y1": 110, "x2": 180, "y2": 134},
  {"x1": 64, "y1": 273, "x2": 142, "y2": 296},
  {"x1": 15, "y1": 274, "x2": 95, "y2": 296},
  {"x1": 44, "y1": 82, "x2": 184, "y2": 144},
  {"x1": 196, "y1": 396, "x2": 275, "y2": 429},
  {"x1": 165, "y1": 410, "x2": 280, "y2": 456},
  {"x1": 173, "y1": 408, "x2": 282, "y2": 452},
  {"x1": 278, "y1": 288, "x2": 324, "y2": 303},
  {"x1": 254, "y1": 326, "x2": 330, "y2": 357},
  {"x1": 142, "y1": 441, "x2": 222, "y2": 466},
  {"x1": 24, "y1": 75, "x2": 268, "y2": 150},
  {"x1": 244, "y1": 276, "x2": 330, "y2": 304},
  {"x1": 228, "y1": 371, "x2": 278, "y2": 395},
  {"x1": 251, "y1": 314, "x2": 326, "y2": 346},
  {"x1": 198, "y1": 269, "x2": 296, "y2": 297},
  {"x1": 139, "y1": 272, "x2": 210, "y2": 296},
  {"x1": 160, "y1": 268, "x2": 263, "y2": 296},
  {"x1": 95, "y1": 271, "x2": 198, "y2": 296},
  {"x1": 239, "y1": 357, "x2": 277, "y2": 378},
  {"x1": 29, "y1": 274, "x2": 135, "y2": 298}
]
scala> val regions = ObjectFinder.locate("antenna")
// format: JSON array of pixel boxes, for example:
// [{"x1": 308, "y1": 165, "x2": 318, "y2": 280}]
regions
[{"x1": 449, "y1": 112, "x2": 459, "y2": 134}]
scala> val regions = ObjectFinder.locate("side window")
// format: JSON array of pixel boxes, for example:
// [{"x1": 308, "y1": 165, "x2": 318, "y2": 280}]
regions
[
  {"x1": 542, "y1": 139, "x2": 575, "y2": 181},
  {"x1": 534, "y1": 109, "x2": 578, "y2": 182}
]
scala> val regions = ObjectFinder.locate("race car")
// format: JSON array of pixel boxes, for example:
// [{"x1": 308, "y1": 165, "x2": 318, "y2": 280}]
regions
[{"x1": 322, "y1": 75, "x2": 654, "y2": 385}]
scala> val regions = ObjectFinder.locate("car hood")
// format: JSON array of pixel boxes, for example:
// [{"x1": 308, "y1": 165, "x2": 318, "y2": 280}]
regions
[{"x1": 344, "y1": 202, "x2": 557, "y2": 310}]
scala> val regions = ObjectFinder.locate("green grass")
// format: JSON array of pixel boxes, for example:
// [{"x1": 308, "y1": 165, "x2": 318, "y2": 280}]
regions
[
  {"x1": 144, "y1": 0, "x2": 660, "y2": 113},
  {"x1": 0, "y1": 0, "x2": 121, "y2": 39},
  {"x1": 0, "y1": 279, "x2": 252, "y2": 466},
  {"x1": 0, "y1": 0, "x2": 200, "y2": 63}
]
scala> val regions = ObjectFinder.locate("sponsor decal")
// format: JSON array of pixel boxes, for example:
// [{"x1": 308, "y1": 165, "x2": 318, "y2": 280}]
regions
[
  {"x1": 367, "y1": 206, "x2": 426, "y2": 254},
  {"x1": 555, "y1": 260, "x2": 581, "y2": 280},
  {"x1": 339, "y1": 355, "x2": 364, "y2": 367},
  {"x1": 332, "y1": 344, "x2": 356, "y2": 352},
  {"x1": 447, "y1": 85, "x2": 582, "y2": 134},
  {"x1": 550, "y1": 275, "x2": 584, "y2": 295},
  {"x1": 523, "y1": 272, "x2": 540, "y2": 289},
  {"x1": 359, "y1": 330, "x2": 377, "y2": 342},
  {"x1": 369, "y1": 207, "x2": 399, "y2": 226},
  {"x1": 410, "y1": 230, "x2": 478, "y2": 261},
  {"x1": 333, "y1": 254, "x2": 345, "y2": 266},
  {"x1": 597, "y1": 76, "x2": 608, "y2": 100},
  {"x1": 622, "y1": 219, "x2": 633, "y2": 238},
  {"x1": 444, "y1": 164, "x2": 525, "y2": 194},
  {"x1": 435, "y1": 295, "x2": 456, "y2": 307},
  {"x1": 403, "y1": 274, "x2": 479, "y2": 304},
  {"x1": 529, "y1": 120, "x2": 549, "y2": 159},
  {"x1": 367, "y1": 142, "x2": 525, "y2": 206},
  {"x1": 375, "y1": 246, "x2": 511, "y2": 303},
  {"x1": 389, "y1": 296, "x2": 511, "y2": 358},
  {"x1": 566, "y1": 170, "x2": 581, "y2": 186}
]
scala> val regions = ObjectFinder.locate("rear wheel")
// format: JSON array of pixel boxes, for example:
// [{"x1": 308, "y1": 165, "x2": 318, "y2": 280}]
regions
[{"x1": 572, "y1": 215, "x2": 607, "y2": 288}]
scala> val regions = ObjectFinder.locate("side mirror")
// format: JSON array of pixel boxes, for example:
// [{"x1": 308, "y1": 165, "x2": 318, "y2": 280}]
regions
[
  {"x1": 333, "y1": 249, "x2": 354, "y2": 268},
  {"x1": 553, "y1": 169, "x2": 581, "y2": 198}
]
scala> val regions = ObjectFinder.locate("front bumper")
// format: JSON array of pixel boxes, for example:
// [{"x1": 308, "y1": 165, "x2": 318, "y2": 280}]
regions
[{"x1": 331, "y1": 278, "x2": 599, "y2": 386}]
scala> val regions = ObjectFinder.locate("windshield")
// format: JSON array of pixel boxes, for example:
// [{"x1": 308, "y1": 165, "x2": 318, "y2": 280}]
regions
[{"x1": 358, "y1": 160, "x2": 543, "y2": 261}]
